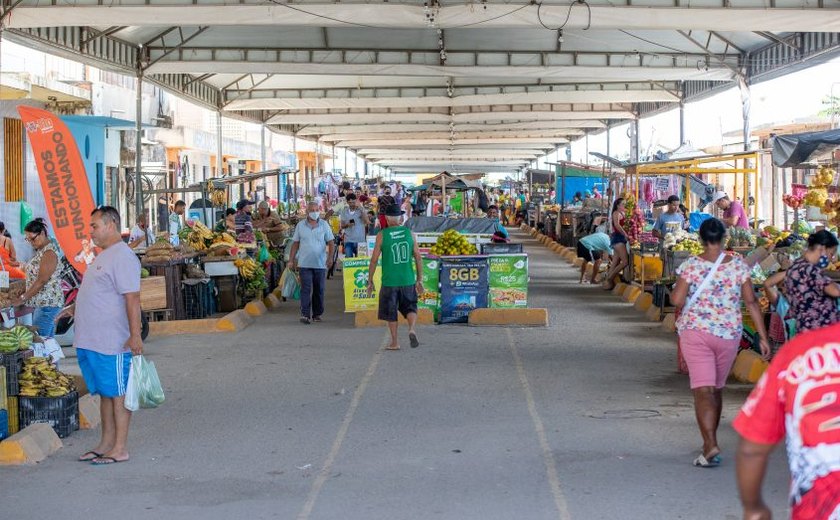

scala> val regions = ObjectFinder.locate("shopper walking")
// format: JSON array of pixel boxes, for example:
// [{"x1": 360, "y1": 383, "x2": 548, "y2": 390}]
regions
[
  {"x1": 339, "y1": 194, "x2": 368, "y2": 258},
  {"x1": 782, "y1": 230, "x2": 840, "y2": 334},
  {"x1": 58, "y1": 206, "x2": 142, "y2": 465},
  {"x1": 670, "y1": 218, "x2": 770, "y2": 468},
  {"x1": 368, "y1": 204, "x2": 423, "y2": 351},
  {"x1": 288, "y1": 201, "x2": 335, "y2": 324},
  {"x1": 733, "y1": 322, "x2": 840, "y2": 520},
  {"x1": 377, "y1": 187, "x2": 396, "y2": 230},
  {"x1": 11, "y1": 218, "x2": 64, "y2": 337},
  {"x1": 602, "y1": 198, "x2": 629, "y2": 290}
]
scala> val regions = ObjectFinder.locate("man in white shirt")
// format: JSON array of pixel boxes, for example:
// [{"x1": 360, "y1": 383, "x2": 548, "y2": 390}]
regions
[
  {"x1": 128, "y1": 213, "x2": 155, "y2": 249},
  {"x1": 168, "y1": 200, "x2": 186, "y2": 238},
  {"x1": 340, "y1": 194, "x2": 369, "y2": 258}
]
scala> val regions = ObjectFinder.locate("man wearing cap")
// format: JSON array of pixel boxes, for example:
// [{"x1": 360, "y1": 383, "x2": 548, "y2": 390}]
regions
[
  {"x1": 234, "y1": 199, "x2": 255, "y2": 243},
  {"x1": 368, "y1": 204, "x2": 423, "y2": 350},
  {"x1": 288, "y1": 201, "x2": 335, "y2": 324},
  {"x1": 713, "y1": 191, "x2": 750, "y2": 229},
  {"x1": 652, "y1": 195, "x2": 686, "y2": 239}
]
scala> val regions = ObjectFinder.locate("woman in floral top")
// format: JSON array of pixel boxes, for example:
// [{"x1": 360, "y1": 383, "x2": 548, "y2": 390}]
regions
[
  {"x1": 783, "y1": 230, "x2": 840, "y2": 333},
  {"x1": 11, "y1": 218, "x2": 65, "y2": 337},
  {"x1": 671, "y1": 218, "x2": 770, "y2": 468}
]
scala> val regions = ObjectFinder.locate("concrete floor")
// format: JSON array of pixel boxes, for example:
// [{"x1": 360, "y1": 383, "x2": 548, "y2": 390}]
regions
[{"x1": 1, "y1": 229, "x2": 791, "y2": 519}]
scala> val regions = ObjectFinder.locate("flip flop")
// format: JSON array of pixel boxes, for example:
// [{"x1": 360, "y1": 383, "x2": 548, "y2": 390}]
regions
[
  {"x1": 91, "y1": 456, "x2": 128, "y2": 466},
  {"x1": 692, "y1": 453, "x2": 721, "y2": 468},
  {"x1": 78, "y1": 451, "x2": 102, "y2": 462},
  {"x1": 409, "y1": 332, "x2": 419, "y2": 349},
  {"x1": 385, "y1": 345, "x2": 401, "y2": 351}
]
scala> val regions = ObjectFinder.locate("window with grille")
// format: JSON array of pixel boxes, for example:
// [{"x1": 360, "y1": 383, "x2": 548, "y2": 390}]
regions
[{"x1": 3, "y1": 118, "x2": 24, "y2": 202}]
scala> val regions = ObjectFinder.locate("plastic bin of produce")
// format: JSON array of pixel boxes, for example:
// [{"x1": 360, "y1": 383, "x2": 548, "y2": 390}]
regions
[
  {"x1": 19, "y1": 391, "x2": 79, "y2": 438},
  {"x1": 1, "y1": 349, "x2": 34, "y2": 396}
]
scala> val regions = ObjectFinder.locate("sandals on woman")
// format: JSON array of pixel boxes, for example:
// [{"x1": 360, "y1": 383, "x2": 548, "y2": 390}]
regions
[{"x1": 692, "y1": 452, "x2": 722, "y2": 468}]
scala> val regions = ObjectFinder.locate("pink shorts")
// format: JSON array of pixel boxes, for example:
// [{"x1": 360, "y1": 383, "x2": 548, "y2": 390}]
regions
[{"x1": 678, "y1": 328, "x2": 739, "y2": 389}]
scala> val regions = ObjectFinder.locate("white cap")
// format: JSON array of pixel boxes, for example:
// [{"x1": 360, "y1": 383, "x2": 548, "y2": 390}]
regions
[{"x1": 711, "y1": 191, "x2": 729, "y2": 204}]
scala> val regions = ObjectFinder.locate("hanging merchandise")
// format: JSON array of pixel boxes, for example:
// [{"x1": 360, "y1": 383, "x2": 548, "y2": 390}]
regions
[{"x1": 19, "y1": 201, "x2": 34, "y2": 234}]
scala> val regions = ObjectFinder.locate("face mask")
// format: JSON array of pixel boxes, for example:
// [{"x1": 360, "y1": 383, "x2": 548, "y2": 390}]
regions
[
  {"x1": 818, "y1": 255, "x2": 831, "y2": 269},
  {"x1": 308, "y1": 212, "x2": 320, "y2": 221}
]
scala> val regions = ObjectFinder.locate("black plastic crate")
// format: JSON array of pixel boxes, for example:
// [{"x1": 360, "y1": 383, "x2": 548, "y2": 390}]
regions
[
  {"x1": 19, "y1": 391, "x2": 79, "y2": 438},
  {"x1": 182, "y1": 279, "x2": 217, "y2": 319},
  {"x1": 1, "y1": 349, "x2": 34, "y2": 396}
]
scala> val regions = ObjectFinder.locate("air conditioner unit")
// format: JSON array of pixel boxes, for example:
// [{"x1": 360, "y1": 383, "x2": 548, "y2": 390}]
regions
[{"x1": 153, "y1": 114, "x2": 173, "y2": 129}]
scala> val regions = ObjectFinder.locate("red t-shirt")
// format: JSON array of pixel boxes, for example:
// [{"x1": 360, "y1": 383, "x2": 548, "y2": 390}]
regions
[{"x1": 733, "y1": 323, "x2": 840, "y2": 520}]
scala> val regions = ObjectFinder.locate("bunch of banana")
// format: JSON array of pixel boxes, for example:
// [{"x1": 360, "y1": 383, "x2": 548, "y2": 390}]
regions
[
  {"x1": 234, "y1": 257, "x2": 260, "y2": 279},
  {"x1": 18, "y1": 357, "x2": 75, "y2": 397},
  {"x1": 211, "y1": 232, "x2": 236, "y2": 246}
]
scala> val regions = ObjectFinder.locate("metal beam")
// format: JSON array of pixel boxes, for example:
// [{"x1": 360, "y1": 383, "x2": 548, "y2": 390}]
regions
[
  {"x1": 269, "y1": 111, "x2": 633, "y2": 125},
  {"x1": 224, "y1": 89, "x2": 679, "y2": 111},
  {"x1": 143, "y1": 26, "x2": 210, "y2": 70},
  {"x1": 294, "y1": 120, "x2": 607, "y2": 136}
]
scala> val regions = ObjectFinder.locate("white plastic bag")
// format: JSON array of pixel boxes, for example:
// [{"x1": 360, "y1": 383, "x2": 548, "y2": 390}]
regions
[
  {"x1": 124, "y1": 359, "x2": 140, "y2": 412},
  {"x1": 124, "y1": 355, "x2": 165, "y2": 411}
]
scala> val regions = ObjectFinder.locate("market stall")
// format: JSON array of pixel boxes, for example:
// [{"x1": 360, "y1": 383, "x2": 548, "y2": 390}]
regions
[{"x1": 342, "y1": 228, "x2": 529, "y2": 323}]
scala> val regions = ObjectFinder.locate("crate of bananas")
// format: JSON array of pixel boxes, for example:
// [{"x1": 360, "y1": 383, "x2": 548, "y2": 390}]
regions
[{"x1": 18, "y1": 356, "x2": 76, "y2": 397}]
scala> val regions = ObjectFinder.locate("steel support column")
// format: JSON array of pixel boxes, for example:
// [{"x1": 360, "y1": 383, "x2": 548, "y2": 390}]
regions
[
  {"x1": 216, "y1": 109, "x2": 224, "y2": 176},
  {"x1": 134, "y1": 71, "x2": 144, "y2": 221}
]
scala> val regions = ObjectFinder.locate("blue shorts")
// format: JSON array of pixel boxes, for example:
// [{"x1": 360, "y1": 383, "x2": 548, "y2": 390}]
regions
[
  {"x1": 77, "y1": 349, "x2": 131, "y2": 398},
  {"x1": 610, "y1": 232, "x2": 628, "y2": 246}
]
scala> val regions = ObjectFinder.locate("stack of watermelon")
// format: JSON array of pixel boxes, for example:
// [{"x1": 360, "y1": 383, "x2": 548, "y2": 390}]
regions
[{"x1": 0, "y1": 325, "x2": 35, "y2": 353}]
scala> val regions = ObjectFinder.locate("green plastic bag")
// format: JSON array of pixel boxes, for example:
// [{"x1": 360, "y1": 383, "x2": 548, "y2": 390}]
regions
[
  {"x1": 19, "y1": 201, "x2": 33, "y2": 234},
  {"x1": 257, "y1": 243, "x2": 270, "y2": 263},
  {"x1": 124, "y1": 355, "x2": 165, "y2": 411}
]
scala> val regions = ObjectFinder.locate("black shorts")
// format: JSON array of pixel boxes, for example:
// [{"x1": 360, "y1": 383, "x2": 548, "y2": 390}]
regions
[
  {"x1": 378, "y1": 285, "x2": 419, "y2": 322},
  {"x1": 576, "y1": 241, "x2": 602, "y2": 262}
]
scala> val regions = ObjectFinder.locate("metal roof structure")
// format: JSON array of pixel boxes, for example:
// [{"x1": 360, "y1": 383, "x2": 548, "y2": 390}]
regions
[{"x1": 2, "y1": 1, "x2": 839, "y2": 174}]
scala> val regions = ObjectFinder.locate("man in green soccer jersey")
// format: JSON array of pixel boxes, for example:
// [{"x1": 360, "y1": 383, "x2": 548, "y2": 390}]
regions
[{"x1": 368, "y1": 204, "x2": 424, "y2": 350}]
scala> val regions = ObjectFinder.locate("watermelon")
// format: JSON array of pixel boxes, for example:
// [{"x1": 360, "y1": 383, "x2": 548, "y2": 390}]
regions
[
  {"x1": 0, "y1": 331, "x2": 19, "y2": 353},
  {"x1": 11, "y1": 325, "x2": 33, "y2": 349}
]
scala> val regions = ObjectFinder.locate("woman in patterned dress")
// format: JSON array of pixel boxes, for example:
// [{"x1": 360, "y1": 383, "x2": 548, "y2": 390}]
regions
[
  {"x1": 671, "y1": 218, "x2": 770, "y2": 467},
  {"x1": 10, "y1": 218, "x2": 65, "y2": 337},
  {"x1": 782, "y1": 230, "x2": 840, "y2": 334}
]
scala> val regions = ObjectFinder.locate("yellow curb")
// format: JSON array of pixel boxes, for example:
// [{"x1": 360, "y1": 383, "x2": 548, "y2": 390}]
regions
[
  {"x1": 573, "y1": 257, "x2": 584, "y2": 267},
  {"x1": 263, "y1": 293, "x2": 282, "y2": 309},
  {"x1": 0, "y1": 423, "x2": 62, "y2": 465},
  {"x1": 468, "y1": 308, "x2": 548, "y2": 327},
  {"x1": 623, "y1": 285, "x2": 642, "y2": 302},
  {"x1": 611, "y1": 282, "x2": 628, "y2": 295},
  {"x1": 584, "y1": 263, "x2": 594, "y2": 277},
  {"x1": 662, "y1": 313, "x2": 677, "y2": 332},
  {"x1": 354, "y1": 308, "x2": 435, "y2": 328},
  {"x1": 530, "y1": 229, "x2": 538, "y2": 237},
  {"x1": 244, "y1": 300, "x2": 268, "y2": 317},
  {"x1": 79, "y1": 394, "x2": 100, "y2": 430},
  {"x1": 272, "y1": 287, "x2": 283, "y2": 299},
  {"x1": 634, "y1": 292, "x2": 654, "y2": 312},
  {"x1": 149, "y1": 318, "x2": 221, "y2": 337},
  {"x1": 645, "y1": 305, "x2": 663, "y2": 322},
  {"x1": 216, "y1": 309, "x2": 255, "y2": 332}
]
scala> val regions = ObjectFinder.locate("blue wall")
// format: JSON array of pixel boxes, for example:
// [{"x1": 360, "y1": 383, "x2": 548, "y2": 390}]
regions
[{"x1": 61, "y1": 119, "x2": 105, "y2": 206}]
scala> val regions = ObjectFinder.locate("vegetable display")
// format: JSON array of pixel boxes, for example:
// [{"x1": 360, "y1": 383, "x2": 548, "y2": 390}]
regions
[{"x1": 429, "y1": 230, "x2": 478, "y2": 256}]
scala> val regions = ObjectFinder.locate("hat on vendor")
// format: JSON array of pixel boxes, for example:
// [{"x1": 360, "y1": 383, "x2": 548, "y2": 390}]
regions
[
  {"x1": 236, "y1": 198, "x2": 255, "y2": 211},
  {"x1": 384, "y1": 204, "x2": 404, "y2": 217},
  {"x1": 711, "y1": 191, "x2": 729, "y2": 204}
]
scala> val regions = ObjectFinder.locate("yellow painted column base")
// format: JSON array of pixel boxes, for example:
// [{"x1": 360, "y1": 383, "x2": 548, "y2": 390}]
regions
[
  {"x1": 78, "y1": 394, "x2": 100, "y2": 430},
  {"x1": 354, "y1": 308, "x2": 435, "y2": 328},
  {"x1": 634, "y1": 292, "x2": 654, "y2": 312},
  {"x1": 216, "y1": 309, "x2": 255, "y2": 332},
  {"x1": 612, "y1": 282, "x2": 628, "y2": 296},
  {"x1": 662, "y1": 313, "x2": 677, "y2": 332},
  {"x1": 0, "y1": 423, "x2": 62, "y2": 465},
  {"x1": 244, "y1": 300, "x2": 268, "y2": 316}
]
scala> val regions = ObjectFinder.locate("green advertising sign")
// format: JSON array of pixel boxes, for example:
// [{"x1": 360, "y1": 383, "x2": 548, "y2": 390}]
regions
[
  {"x1": 488, "y1": 254, "x2": 528, "y2": 308},
  {"x1": 419, "y1": 257, "x2": 441, "y2": 318}
]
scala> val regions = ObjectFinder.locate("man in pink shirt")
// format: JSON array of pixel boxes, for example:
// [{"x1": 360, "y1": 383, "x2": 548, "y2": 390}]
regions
[{"x1": 713, "y1": 191, "x2": 749, "y2": 229}]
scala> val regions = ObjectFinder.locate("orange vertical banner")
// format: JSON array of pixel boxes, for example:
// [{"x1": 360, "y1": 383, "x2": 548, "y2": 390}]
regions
[{"x1": 18, "y1": 106, "x2": 96, "y2": 274}]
